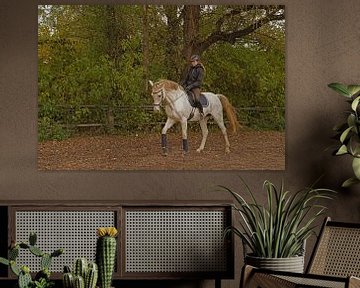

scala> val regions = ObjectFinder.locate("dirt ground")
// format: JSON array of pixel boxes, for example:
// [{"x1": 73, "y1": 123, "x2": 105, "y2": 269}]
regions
[{"x1": 38, "y1": 130, "x2": 285, "y2": 170}]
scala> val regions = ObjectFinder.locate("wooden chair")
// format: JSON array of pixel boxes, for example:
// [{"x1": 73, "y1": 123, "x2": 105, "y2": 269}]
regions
[{"x1": 240, "y1": 217, "x2": 360, "y2": 288}]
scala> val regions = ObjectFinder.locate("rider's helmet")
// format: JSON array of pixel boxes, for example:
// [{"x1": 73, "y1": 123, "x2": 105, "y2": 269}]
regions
[{"x1": 190, "y1": 54, "x2": 200, "y2": 62}]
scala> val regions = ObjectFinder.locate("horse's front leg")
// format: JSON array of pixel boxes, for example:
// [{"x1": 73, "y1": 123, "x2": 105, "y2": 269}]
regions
[
  {"x1": 197, "y1": 118, "x2": 209, "y2": 153},
  {"x1": 180, "y1": 118, "x2": 189, "y2": 154},
  {"x1": 161, "y1": 118, "x2": 176, "y2": 156}
]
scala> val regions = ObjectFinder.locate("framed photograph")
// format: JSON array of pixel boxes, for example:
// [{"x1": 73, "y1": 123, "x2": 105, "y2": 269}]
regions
[{"x1": 37, "y1": 5, "x2": 285, "y2": 170}]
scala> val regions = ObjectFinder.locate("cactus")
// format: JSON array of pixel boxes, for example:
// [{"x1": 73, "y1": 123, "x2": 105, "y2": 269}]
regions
[
  {"x1": 74, "y1": 258, "x2": 88, "y2": 279},
  {"x1": 40, "y1": 253, "x2": 52, "y2": 270},
  {"x1": 35, "y1": 268, "x2": 50, "y2": 282},
  {"x1": 18, "y1": 269, "x2": 32, "y2": 288},
  {"x1": 29, "y1": 232, "x2": 37, "y2": 246},
  {"x1": 85, "y1": 262, "x2": 98, "y2": 288},
  {"x1": 96, "y1": 227, "x2": 118, "y2": 288},
  {"x1": 63, "y1": 259, "x2": 98, "y2": 288},
  {"x1": 51, "y1": 248, "x2": 64, "y2": 257},
  {"x1": 63, "y1": 272, "x2": 74, "y2": 288},
  {"x1": 0, "y1": 232, "x2": 63, "y2": 288},
  {"x1": 10, "y1": 260, "x2": 21, "y2": 276},
  {"x1": 9, "y1": 246, "x2": 19, "y2": 260},
  {"x1": 74, "y1": 275, "x2": 85, "y2": 288},
  {"x1": 29, "y1": 245, "x2": 44, "y2": 257}
]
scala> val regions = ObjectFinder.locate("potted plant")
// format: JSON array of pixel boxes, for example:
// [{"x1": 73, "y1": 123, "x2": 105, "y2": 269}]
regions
[
  {"x1": 221, "y1": 179, "x2": 334, "y2": 273},
  {"x1": 62, "y1": 258, "x2": 98, "y2": 288},
  {"x1": 0, "y1": 232, "x2": 64, "y2": 288},
  {"x1": 328, "y1": 82, "x2": 360, "y2": 187},
  {"x1": 96, "y1": 227, "x2": 118, "y2": 288}
]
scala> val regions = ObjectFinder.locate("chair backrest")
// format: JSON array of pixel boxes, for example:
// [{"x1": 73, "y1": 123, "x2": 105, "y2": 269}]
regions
[{"x1": 307, "y1": 217, "x2": 360, "y2": 277}]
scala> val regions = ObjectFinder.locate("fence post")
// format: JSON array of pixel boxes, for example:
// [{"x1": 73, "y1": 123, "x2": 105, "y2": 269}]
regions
[{"x1": 107, "y1": 106, "x2": 114, "y2": 130}]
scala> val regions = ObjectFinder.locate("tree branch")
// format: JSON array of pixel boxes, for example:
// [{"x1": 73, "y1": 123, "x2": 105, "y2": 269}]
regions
[{"x1": 198, "y1": 8, "x2": 284, "y2": 53}]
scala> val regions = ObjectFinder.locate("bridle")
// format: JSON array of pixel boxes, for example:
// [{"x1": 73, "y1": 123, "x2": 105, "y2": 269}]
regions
[
  {"x1": 152, "y1": 85, "x2": 184, "y2": 108},
  {"x1": 151, "y1": 87, "x2": 166, "y2": 108}
]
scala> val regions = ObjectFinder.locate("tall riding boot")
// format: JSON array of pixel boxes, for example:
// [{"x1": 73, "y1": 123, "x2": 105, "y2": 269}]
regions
[{"x1": 197, "y1": 101, "x2": 204, "y2": 116}]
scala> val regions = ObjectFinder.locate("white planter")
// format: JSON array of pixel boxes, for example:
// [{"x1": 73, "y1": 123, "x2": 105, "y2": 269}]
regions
[{"x1": 245, "y1": 254, "x2": 305, "y2": 273}]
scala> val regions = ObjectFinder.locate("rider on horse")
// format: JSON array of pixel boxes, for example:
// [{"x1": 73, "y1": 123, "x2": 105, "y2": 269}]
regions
[{"x1": 181, "y1": 54, "x2": 205, "y2": 116}]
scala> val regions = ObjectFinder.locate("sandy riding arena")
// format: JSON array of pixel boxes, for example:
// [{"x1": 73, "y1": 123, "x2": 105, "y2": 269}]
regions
[{"x1": 38, "y1": 130, "x2": 285, "y2": 170}]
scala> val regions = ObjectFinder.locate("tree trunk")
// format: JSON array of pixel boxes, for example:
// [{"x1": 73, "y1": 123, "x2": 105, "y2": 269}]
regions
[
  {"x1": 164, "y1": 5, "x2": 182, "y2": 81},
  {"x1": 142, "y1": 5, "x2": 150, "y2": 94},
  {"x1": 105, "y1": 5, "x2": 118, "y2": 63},
  {"x1": 183, "y1": 5, "x2": 201, "y2": 60}
]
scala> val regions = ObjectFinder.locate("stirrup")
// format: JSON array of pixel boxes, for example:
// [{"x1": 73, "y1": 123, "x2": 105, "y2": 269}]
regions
[{"x1": 198, "y1": 109, "x2": 204, "y2": 118}]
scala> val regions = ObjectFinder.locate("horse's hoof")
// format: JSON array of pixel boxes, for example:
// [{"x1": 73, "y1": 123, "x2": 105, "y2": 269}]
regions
[
  {"x1": 162, "y1": 147, "x2": 168, "y2": 156},
  {"x1": 225, "y1": 148, "x2": 230, "y2": 153},
  {"x1": 196, "y1": 148, "x2": 202, "y2": 153}
]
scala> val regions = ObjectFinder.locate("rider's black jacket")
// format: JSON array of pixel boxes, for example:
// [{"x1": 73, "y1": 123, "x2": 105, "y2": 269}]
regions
[{"x1": 181, "y1": 64, "x2": 205, "y2": 91}]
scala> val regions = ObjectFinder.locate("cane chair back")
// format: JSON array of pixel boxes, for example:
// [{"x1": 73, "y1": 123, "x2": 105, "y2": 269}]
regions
[
  {"x1": 241, "y1": 217, "x2": 360, "y2": 288},
  {"x1": 307, "y1": 217, "x2": 360, "y2": 277}
]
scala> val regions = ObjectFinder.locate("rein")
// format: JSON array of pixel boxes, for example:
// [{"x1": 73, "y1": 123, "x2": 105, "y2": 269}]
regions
[
  {"x1": 152, "y1": 85, "x2": 187, "y2": 119},
  {"x1": 153, "y1": 86, "x2": 184, "y2": 107}
]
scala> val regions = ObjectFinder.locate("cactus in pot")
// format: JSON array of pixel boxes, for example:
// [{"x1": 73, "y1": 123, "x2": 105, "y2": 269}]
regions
[
  {"x1": 96, "y1": 227, "x2": 118, "y2": 288},
  {"x1": 62, "y1": 258, "x2": 98, "y2": 288},
  {"x1": 0, "y1": 232, "x2": 64, "y2": 288}
]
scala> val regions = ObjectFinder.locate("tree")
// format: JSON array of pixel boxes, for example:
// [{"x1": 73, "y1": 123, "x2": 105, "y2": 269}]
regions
[
  {"x1": 38, "y1": 4, "x2": 286, "y2": 140},
  {"x1": 182, "y1": 5, "x2": 285, "y2": 57}
]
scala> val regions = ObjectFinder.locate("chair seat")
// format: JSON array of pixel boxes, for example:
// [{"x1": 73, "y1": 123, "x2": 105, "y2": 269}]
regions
[
  {"x1": 277, "y1": 274, "x2": 347, "y2": 288},
  {"x1": 243, "y1": 265, "x2": 360, "y2": 288},
  {"x1": 241, "y1": 218, "x2": 360, "y2": 288}
]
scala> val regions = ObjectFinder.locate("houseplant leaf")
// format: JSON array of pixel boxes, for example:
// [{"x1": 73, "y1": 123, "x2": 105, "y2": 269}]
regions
[
  {"x1": 340, "y1": 126, "x2": 353, "y2": 143},
  {"x1": 347, "y1": 85, "x2": 360, "y2": 97},
  {"x1": 351, "y1": 96, "x2": 360, "y2": 112},
  {"x1": 352, "y1": 157, "x2": 360, "y2": 179},
  {"x1": 336, "y1": 144, "x2": 348, "y2": 155},
  {"x1": 342, "y1": 177, "x2": 360, "y2": 188},
  {"x1": 328, "y1": 83, "x2": 352, "y2": 97}
]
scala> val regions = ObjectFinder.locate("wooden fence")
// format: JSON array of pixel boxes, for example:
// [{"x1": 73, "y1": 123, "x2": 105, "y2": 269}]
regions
[{"x1": 39, "y1": 104, "x2": 285, "y2": 131}]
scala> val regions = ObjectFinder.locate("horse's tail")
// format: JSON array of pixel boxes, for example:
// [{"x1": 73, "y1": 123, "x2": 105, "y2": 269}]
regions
[{"x1": 218, "y1": 94, "x2": 240, "y2": 134}]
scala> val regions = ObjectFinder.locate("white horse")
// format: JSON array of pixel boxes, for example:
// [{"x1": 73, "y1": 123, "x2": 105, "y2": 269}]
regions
[{"x1": 149, "y1": 79, "x2": 239, "y2": 155}]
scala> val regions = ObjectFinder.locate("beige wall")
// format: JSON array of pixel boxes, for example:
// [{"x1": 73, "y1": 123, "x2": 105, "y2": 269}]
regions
[{"x1": 1, "y1": 0, "x2": 360, "y2": 287}]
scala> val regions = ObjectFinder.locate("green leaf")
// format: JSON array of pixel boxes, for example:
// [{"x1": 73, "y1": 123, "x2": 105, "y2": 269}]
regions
[
  {"x1": 336, "y1": 144, "x2": 348, "y2": 155},
  {"x1": 340, "y1": 126, "x2": 353, "y2": 143},
  {"x1": 347, "y1": 85, "x2": 360, "y2": 97},
  {"x1": 0, "y1": 257, "x2": 9, "y2": 266},
  {"x1": 351, "y1": 96, "x2": 360, "y2": 111},
  {"x1": 342, "y1": 177, "x2": 360, "y2": 188},
  {"x1": 347, "y1": 114, "x2": 356, "y2": 128},
  {"x1": 349, "y1": 136, "x2": 360, "y2": 156},
  {"x1": 10, "y1": 261, "x2": 20, "y2": 276},
  {"x1": 328, "y1": 83, "x2": 352, "y2": 97},
  {"x1": 352, "y1": 157, "x2": 360, "y2": 179}
]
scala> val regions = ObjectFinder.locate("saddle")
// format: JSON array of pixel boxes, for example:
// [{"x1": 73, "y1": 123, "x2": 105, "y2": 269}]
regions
[{"x1": 186, "y1": 91, "x2": 209, "y2": 108}]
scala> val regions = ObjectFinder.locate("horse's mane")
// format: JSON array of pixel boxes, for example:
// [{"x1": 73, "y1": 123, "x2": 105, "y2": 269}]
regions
[{"x1": 157, "y1": 79, "x2": 184, "y2": 92}]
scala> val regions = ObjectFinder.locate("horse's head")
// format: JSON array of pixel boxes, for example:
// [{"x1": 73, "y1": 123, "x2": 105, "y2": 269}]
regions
[{"x1": 149, "y1": 80, "x2": 165, "y2": 113}]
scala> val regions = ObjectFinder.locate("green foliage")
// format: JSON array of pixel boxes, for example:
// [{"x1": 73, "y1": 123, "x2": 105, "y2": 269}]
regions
[
  {"x1": 205, "y1": 42, "x2": 285, "y2": 131},
  {"x1": 32, "y1": 278, "x2": 54, "y2": 288},
  {"x1": 38, "y1": 5, "x2": 285, "y2": 140},
  {"x1": 221, "y1": 179, "x2": 335, "y2": 258},
  {"x1": 329, "y1": 82, "x2": 360, "y2": 187},
  {"x1": 63, "y1": 259, "x2": 97, "y2": 288},
  {"x1": 0, "y1": 232, "x2": 63, "y2": 288}
]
